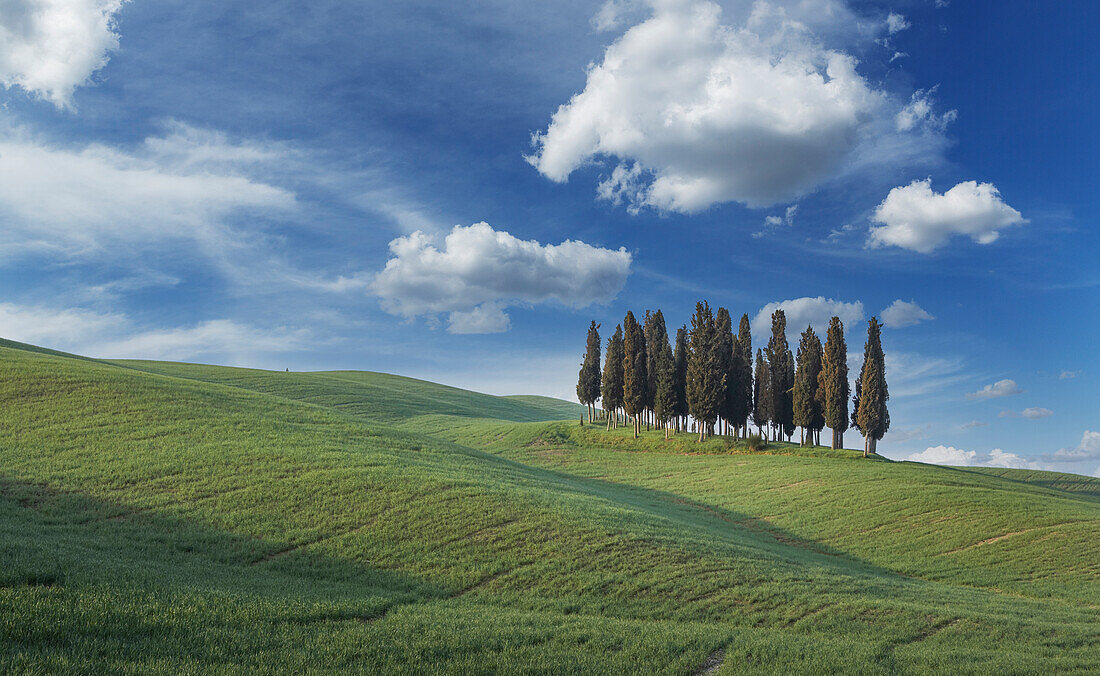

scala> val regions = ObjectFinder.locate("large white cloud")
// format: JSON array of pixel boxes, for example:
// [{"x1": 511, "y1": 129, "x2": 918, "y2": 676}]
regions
[
  {"x1": 527, "y1": 0, "x2": 898, "y2": 212},
  {"x1": 372, "y1": 222, "x2": 632, "y2": 333},
  {"x1": 905, "y1": 445, "x2": 1041, "y2": 470},
  {"x1": 0, "y1": 302, "x2": 308, "y2": 362},
  {"x1": 1054, "y1": 430, "x2": 1100, "y2": 461},
  {"x1": 881, "y1": 299, "x2": 934, "y2": 328},
  {"x1": 869, "y1": 179, "x2": 1026, "y2": 253},
  {"x1": 0, "y1": 0, "x2": 126, "y2": 108},
  {"x1": 751, "y1": 296, "x2": 863, "y2": 340},
  {"x1": 0, "y1": 122, "x2": 295, "y2": 256},
  {"x1": 966, "y1": 379, "x2": 1022, "y2": 400}
]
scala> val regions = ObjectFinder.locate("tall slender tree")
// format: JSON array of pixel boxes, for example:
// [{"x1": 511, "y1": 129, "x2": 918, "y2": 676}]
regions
[
  {"x1": 792, "y1": 325, "x2": 823, "y2": 446},
  {"x1": 731, "y1": 314, "x2": 753, "y2": 437},
  {"x1": 601, "y1": 324, "x2": 624, "y2": 430},
  {"x1": 766, "y1": 310, "x2": 794, "y2": 441},
  {"x1": 576, "y1": 321, "x2": 601, "y2": 422},
  {"x1": 653, "y1": 335, "x2": 677, "y2": 440},
  {"x1": 854, "y1": 317, "x2": 890, "y2": 457},
  {"x1": 622, "y1": 311, "x2": 648, "y2": 439},
  {"x1": 672, "y1": 326, "x2": 689, "y2": 433},
  {"x1": 686, "y1": 301, "x2": 723, "y2": 442},
  {"x1": 715, "y1": 308, "x2": 734, "y2": 435},
  {"x1": 818, "y1": 316, "x2": 850, "y2": 449},
  {"x1": 643, "y1": 310, "x2": 669, "y2": 430},
  {"x1": 782, "y1": 349, "x2": 795, "y2": 441},
  {"x1": 753, "y1": 348, "x2": 771, "y2": 437}
]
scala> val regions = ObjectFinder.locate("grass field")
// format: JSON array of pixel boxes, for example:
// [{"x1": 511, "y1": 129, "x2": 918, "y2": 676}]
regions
[{"x1": 1, "y1": 338, "x2": 1098, "y2": 673}]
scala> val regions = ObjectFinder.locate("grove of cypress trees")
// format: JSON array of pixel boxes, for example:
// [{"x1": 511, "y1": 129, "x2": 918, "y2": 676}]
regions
[
  {"x1": 622, "y1": 311, "x2": 648, "y2": 439},
  {"x1": 732, "y1": 314, "x2": 753, "y2": 437},
  {"x1": 818, "y1": 316, "x2": 849, "y2": 449},
  {"x1": 576, "y1": 320, "x2": 601, "y2": 422},
  {"x1": 715, "y1": 308, "x2": 734, "y2": 436},
  {"x1": 653, "y1": 335, "x2": 677, "y2": 440},
  {"x1": 753, "y1": 348, "x2": 771, "y2": 437},
  {"x1": 792, "y1": 325, "x2": 823, "y2": 446},
  {"x1": 766, "y1": 310, "x2": 794, "y2": 442},
  {"x1": 686, "y1": 301, "x2": 723, "y2": 442},
  {"x1": 672, "y1": 326, "x2": 689, "y2": 433},
  {"x1": 855, "y1": 317, "x2": 890, "y2": 457},
  {"x1": 601, "y1": 324, "x2": 624, "y2": 430}
]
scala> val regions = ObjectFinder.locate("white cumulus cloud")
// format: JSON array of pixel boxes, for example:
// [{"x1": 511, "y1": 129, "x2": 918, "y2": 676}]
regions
[
  {"x1": 751, "y1": 296, "x2": 863, "y2": 341},
  {"x1": 906, "y1": 445, "x2": 976, "y2": 465},
  {"x1": 869, "y1": 179, "x2": 1026, "y2": 253},
  {"x1": 1022, "y1": 407, "x2": 1053, "y2": 419},
  {"x1": 881, "y1": 299, "x2": 934, "y2": 328},
  {"x1": 967, "y1": 379, "x2": 1022, "y2": 400},
  {"x1": 905, "y1": 445, "x2": 1041, "y2": 470},
  {"x1": 528, "y1": 0, "x2": 891, "y2": 212},
  {"x1": 0, "y1": 0, "x2": 126, "y2": 108},
  {"x1": 372, "y1": 222, "x2": 632, "y2": 333},
  {"x1": 1054, "y1": 430, "x2": 1100, "y2": 461},
  {"x1": 750, "y1": 296, "x2": 864, "y2": 342}
]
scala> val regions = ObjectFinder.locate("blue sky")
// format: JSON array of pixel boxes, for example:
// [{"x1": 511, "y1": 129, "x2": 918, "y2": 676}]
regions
[{"x1": 1, "y1": 0, "x2": 1097, "y2": 475}]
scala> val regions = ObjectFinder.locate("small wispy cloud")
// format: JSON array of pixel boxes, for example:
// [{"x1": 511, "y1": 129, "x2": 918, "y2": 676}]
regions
[
  {"x1": 1000, "y1": 407, "x2": 1053, "y2": 420},
  {"x1": 967, "y1": 379, "x2": 1022, "y2": 400}
]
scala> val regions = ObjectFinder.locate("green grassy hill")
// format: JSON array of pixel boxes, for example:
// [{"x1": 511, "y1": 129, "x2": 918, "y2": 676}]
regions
[{"x1": 1, "y1": 340, "x2": 1097, "y2": 674}]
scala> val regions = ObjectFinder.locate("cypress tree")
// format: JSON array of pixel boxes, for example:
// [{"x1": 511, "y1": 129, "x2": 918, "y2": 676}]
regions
[
  {"x1": 753, "y1": 348, "x2": 771, "y2": 436},
  {"x1": 766, "y1": 310, "x2": 794, "y2": 441},
  {"x1": 855, "y1": 317, "x2": 890, "y2": 457},
  {"x1": 686, "y1": 301, "x2": 723, "y2": 442},
  {"x1": 732, "y1": 314, "x2": 753, "y2": 437},
  {"x1": 672, "y1": 326, "x2": 689, "y2": 433},
  {"x1": 601, "y1": 324, "x2": 624, "y2": 430},
  {"x1": 818, "y1": 316, "x2": 850, "y2": 449},
  {"x1": 793, "y1": 325, "x2": 823, "y2": 446},
  {"x1": 576, "y1": 321, "x2": 601, "y2": 422},
  {"x1": 782, "y1": 349, "x2": 796, "y2": 441},
  {"x1": 622, "y1": 311, "x2": 648, "y2": 439},
  {"x1": 715, "y1": 308, "x2": 734, "y2": 436},
  {"x1": 653, "y1": 335, "x2": 676, "y2": 440},
  {"x1": 643, "y1": 310, "x2": 669, "y2": 430}
]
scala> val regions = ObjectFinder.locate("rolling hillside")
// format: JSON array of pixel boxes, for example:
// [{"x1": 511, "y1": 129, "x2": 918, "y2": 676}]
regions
[{"x1": 1, "y1": 339, "x2": 1098, "y2": 674}]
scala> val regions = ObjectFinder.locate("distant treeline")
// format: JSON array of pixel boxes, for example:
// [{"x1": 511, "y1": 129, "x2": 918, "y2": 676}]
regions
[{"x1": 577, "y1": 302, "x2": 889, "y2": 456}]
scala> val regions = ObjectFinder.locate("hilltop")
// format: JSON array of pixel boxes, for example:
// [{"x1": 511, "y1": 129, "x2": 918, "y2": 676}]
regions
[{"x1": 1, "y1": 339, "x2": 1097, "y2": 674}]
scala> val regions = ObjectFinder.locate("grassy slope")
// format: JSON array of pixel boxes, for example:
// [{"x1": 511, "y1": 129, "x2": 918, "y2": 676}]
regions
[
  {"x1": 110, "y1": 359, "x2": 584, "y2": 424},
  {"x1": 1, "y1": 342, "x2": 1098, "y2": 674}
]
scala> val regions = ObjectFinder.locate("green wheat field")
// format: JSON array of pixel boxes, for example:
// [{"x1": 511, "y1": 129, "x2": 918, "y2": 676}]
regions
[{"x1": 1, "y1": 338, "x2": 1097, "y2": 674}]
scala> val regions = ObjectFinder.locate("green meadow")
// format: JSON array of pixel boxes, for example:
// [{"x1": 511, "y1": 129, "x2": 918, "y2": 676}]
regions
[{"x1": 1, "y1": 338, "x2": 1097, "y2": 674}]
